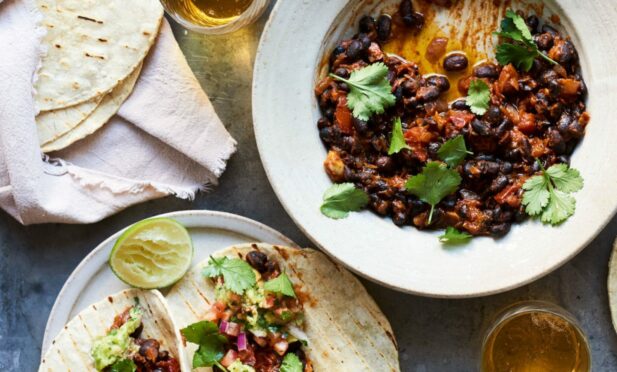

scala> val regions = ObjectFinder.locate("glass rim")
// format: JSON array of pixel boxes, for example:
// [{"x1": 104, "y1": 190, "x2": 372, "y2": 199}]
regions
[
  {"x1": 161, "y1": 0, "x2": 270, "y2": 35},
  {"x1": 481, "y1": 300, "x2": 591, "y2": 371}
]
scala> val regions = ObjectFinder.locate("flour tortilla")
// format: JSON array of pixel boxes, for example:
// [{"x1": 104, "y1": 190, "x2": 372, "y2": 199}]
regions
[
  {"x1": 608, "y1": 239, "x2": 617, "y2": 333},
  {"x1": 39, "y1": 289, "x2": 184, "y2": 371},
  {"x1": 34, "y1": 0, "x2": 163, "y2": 111},
  {"x1": 41, "y1": 62, "x2": 142, "y2": 153},
  {"x1": 166, "y1": 244, "x2": 400, "y2": 371}
]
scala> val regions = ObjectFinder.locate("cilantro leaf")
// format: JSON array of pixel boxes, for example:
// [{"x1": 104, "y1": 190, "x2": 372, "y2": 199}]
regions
[
  {"x1": 388, "y1": 117, "x2": 411, "y2": 155},
  {"x1": 495, "y1": 10, "x2": 557, "y2": 71},
  {"x1": 202, "y1": 256, "x2": 256, "y2": 294},
  {"x1": 181, "y1": 321, "x2": 228, "y2": 369},
  {"x1": 109, "y1": 359, "x2": 137, "y2": 372},
  {"x1": 522, "y1": 162, "x2": 583, "y2": 225},
  {"x1": 466, "y1": 79, "x2": 491, "y2": 116},
  {"x1": 264, "y1": 272, "x2": 296, "y2": 298},
  {"x1": 406, "y1": 162, "x2": 462, "y2": 224},
  {"x1": 439, "y1": 227, "x2": 473, "y2": 245},
  {"x1": 437, "y1": 135, "x2": 471, "y2": 167},
  {"x1": 281, "y1": 353, "x2": 303, "y2": 372},
  {"x1": 330, "y1": 62, "x2": 396, "y2": 121},
  {"x1": 522, "y1": 175, "x2": 550, "y2": 216},
  {"x1": 496, "y1": 43, "x2": 537, "y2": 71},
  {"x1": 320, "y1": 183, "x2": 369, "y2": 219},
  {"x1": 545, "y1": 164, "x2": 583, "y2": 193}
]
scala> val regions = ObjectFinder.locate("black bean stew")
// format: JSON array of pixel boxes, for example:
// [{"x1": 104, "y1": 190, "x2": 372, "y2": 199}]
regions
[{"x1": 315, "y1": 1, "x2": 589, "y2": 237}]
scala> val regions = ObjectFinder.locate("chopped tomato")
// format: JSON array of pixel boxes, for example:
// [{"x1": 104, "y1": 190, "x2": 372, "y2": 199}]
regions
[
  {"x1": 517, "y1": 112, "x2": 536, "y2": 134},
  {"x1": 448, "y1": 110, "x2": 475, "y2": 128},
  {"x1": 220, "y1": 350, "x2": 238, "y2": 368},
  {"x1": 335, "y1": 97, "x2": 353, "y2": 134}
]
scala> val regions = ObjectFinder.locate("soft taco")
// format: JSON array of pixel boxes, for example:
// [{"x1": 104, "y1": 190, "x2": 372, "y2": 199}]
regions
[
  {"x1": 39, "y1": 289, "x2": 183, "y2": 372},
  {"x1": 166, "y1": 243, "x2": 399, "y2": 371}
]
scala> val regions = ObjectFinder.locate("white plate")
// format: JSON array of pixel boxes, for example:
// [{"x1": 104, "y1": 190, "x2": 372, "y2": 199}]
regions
[
  {"x1": 253, "y1": 0, "x2": 617, "y2": 297},
  {"x1": 41, "y1": 210, "x2": 296, "y2": 356}
]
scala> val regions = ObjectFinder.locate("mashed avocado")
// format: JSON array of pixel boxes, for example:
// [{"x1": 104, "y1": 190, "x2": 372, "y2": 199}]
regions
[
  {"x1": 91, "y1": 307, "x2": 142, "y2": 370},
  {"x1": 228, "y1": 360, "x2": 256, "y2": 372}
]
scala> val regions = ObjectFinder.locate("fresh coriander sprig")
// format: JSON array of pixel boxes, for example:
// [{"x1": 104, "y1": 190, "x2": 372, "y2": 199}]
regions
[
  {"x1": 406, "y1": 162, "x2": 462, "y2": 224},
  {"x1": 466, "y1": 80, "x2": 491, "y2": 116},
  {"x1": 181, "y1": 321, "x2": 228, "y2": 371},
  {"x1": 330, "y1": 62, "x2": 396, "y2": 121},
  {"x1": 320, "y1": 183, "x2": 369, "y2": 219},
  {"x1": 495, "y1": 10, "x2": 558, "y2": 71},
  {"x1": 437, "y1": 135, "x2": 472, "y2": 168},
  {"x1": 522, "y1": 161, "x2": 583, "y2": 225},
  {"x1": 388, "y1": 117, "x2": 411, "y2": 155},
  {"x1": 439, "y1": 227, "x2": 472, "y2": 245},
  {"x1": 264, "y1": 272, "x2": 297, "y2": 298},
  {"x1": 202, "y1": 256, "x2": 256, "y2": 294}
]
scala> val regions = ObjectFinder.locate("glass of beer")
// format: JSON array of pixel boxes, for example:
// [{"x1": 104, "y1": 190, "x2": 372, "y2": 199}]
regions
[
  {"x1": 481, "y1": 301, "x2": 591, "y2": 372},
  {"x1": 160, "y1": 0, "x2": 270, "y2": 35}
]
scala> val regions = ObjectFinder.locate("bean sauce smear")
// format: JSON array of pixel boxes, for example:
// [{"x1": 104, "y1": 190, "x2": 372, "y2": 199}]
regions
[{"x1": 315, "y1": 2, "x2": 589, "y2": 237}]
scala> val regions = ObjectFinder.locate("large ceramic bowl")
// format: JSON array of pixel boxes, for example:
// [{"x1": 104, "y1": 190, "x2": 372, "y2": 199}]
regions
[{"x1": 252, "y1": 0, "x2": 617, "y2": 297}]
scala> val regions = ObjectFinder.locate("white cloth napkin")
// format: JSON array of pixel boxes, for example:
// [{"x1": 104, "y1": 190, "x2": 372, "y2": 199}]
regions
[{"x1": 0, "y1": 0, "x2": 237, "y2": 225}]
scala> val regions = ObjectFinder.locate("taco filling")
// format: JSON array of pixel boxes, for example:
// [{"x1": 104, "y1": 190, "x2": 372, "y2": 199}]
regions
[
  {"x1": 91, "y1": 305, "x2": 181, "y2": 372},
  {"x1": 181, "y1": 251, "x2": 312, "y2": 372}
]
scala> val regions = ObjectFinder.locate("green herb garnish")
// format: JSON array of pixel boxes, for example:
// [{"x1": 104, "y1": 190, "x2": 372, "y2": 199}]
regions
[
  {"x1": 330, "y1": 62, "x2": 396, "y2": 121},
  {"x1": 437, "y1": 136, "x2": 472, "y2": 168},
  {"x1": 264, "y1": 272, "x2": 297, "y2": 298},
  {"x1": 439, "y1": 227, "x2": 473, "y2": 245},
  {"x1": 202, "y1": 256, "x2": 256, "y2": 294},
  {"x1": 495, "y1": 10, "x2": 557, "y2": 71},
  {"x1": 388, "y1": 117, "x2": 411, "y2": 155},
  {"x1": 320, "y1": 183, "x2": 369, "y2": 219},
  {"x1": 522, "y1": 161, "x2": 583, "y2": 225},
  {"x1": 406, "y1": 162, "x2": 462, "y2": 224},
  {"x1": 280, "y1": 353, "x2": 303, "y2": 372},
  {"x1": 109, "y1": 359, "x2": 137, "y2": 372},
  {"x1": 181, "y1": 321, "x2": 228, "y2": 371},
  {"x1": 466, "y1": 79, "x2": 491, "y2": 116}
]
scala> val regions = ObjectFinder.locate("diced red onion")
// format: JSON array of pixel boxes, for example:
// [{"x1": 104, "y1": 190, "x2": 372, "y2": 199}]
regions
[
  {"x1": 237, "y1": 332, "x2": 248, "y2": 351},
  {"x1": 219, "y1": 320, "x2": 229, "y2": 333},
  {"x1": 225, "y1": 321, "x2": 241, "y2": 337}
]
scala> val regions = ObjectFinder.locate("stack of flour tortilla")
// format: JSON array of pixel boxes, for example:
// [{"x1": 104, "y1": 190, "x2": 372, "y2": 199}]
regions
[{"x1": 34, "y1": 0, "x2": 164, "y2": 152}]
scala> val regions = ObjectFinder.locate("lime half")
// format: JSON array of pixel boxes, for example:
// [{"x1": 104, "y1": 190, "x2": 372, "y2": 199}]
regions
[{"x1": 109, "y1": 218, "x2": 193, "y2": 289}]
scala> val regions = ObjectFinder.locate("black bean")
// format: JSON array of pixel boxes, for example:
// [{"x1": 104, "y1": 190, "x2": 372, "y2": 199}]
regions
[
  {"x1": 353, "y1": 117, "x2": 369, "y2": 134},
  {"x1": 317, "y1": 118, "x2": 330, "y2": 129},
  {"x1": 484, "y1": 106, "x2": 502, "y2": 125},
  {"x1": 473, "y1": 64, "x2": 499, "y2": 79},
  {"x1": 330, "y1": 45, "x2": 345, "y2": 64},
  {"x1": 139, "y1": 339, "x2": 160, "y2": 362},
  {"x1": 547, "y1": 128, "x2": 566, "y2": 154},
  {"x1": 319, "y1": 127, "x2": 335, "y2": 144},
  {"x1": 471, "y1": 119, "x2": 491, "y2": 136},
  {"x1": 376, "y1": 15, "x2": 392, "y2": 42},
  {"x1": 334, "y1": 67, "x2": 350, "y2": 79},
  {"x1": 358, "y1": 33, "x2": 372, "y2": 49},
  {"x1": 246, "y1": 251, "x2": 268, "y2": 272},
  {"x1": 346, "y1": 39, "x2": 364, "y2": 60},
  {"x1": 553, "y1": 40, "x2": 576, "y2": 64},
  {"x1": 399, "y1": 0, "x2": 414, "y2": 23},
  {"x1": 410, "y1": 198, "x2": 427, "y2": 215},
  {"x1": 526, "y1": 15, "x2": 540, "y2": 33},
  {"x1": 490, "y1": 223, "x2": 511, "y2": 237},
  {"x1": 490, "y1": 175, "x2": 509, "y2": 193},
  {"x1": 496, "y1": 119, "x2": 512, "y2": 137},
  {"x1": 443, "y1": 53, "x2": 469, "y2": 71},
  {"x1": 451, "y1": 99, "x2": 470, "y2": 111},
  {"x1": 394, "y1": 86, "x2": 404, "y2": 101},
  {"x1": 540, "y1": 69, "x2": 558, "y2": 85},
  {"x1": 359, "y1": 15, "x2": 376, "y2": 33},
  {"x1": 416, "y1": 86, "x2": 440, "y2": 102},
  {"x1": 392, "y1": 212, "x2": 408, "y2": 226},
  {"x1": 442, "y1": 194, "x2": 457, "y2": 209},
  {"x1": 542, "y1": 24, "x2": 559, "y2": 36},
  {"x1": 535, "y1": 33, "x2": 554, "y2": 50},
  {"x1": 459, "y1": 189, "x2": 480, "y2": 200},
  {"x1": 425, "y1": 142, "x2": 440, "y2": 158},
  {"x1": 426, "y1": 75, "x2": 451, "y2": 92},
  {"x1": 376, "y1": 156, "x2": 394, "y2": 173},
  {"x1": 402, "y1": 79, "x2": 419, "y2": 96},
  {"x1": 500, "y1": 161, "x2": 513, "y2": 174}
]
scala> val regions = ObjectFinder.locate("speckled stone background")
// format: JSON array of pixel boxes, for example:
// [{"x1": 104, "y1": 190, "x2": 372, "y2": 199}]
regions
[{"x1": 1, "y1": 5, "x2": 617, "y2": 371}]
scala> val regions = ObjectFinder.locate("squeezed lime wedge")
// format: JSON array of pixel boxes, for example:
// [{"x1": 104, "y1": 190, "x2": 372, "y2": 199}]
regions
[{"x1": 109, "y1": 218, "x2": 193, "y2": 289}]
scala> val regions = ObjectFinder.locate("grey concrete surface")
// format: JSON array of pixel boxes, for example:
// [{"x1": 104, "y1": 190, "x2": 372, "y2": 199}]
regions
[{"x1": 1, "y1": 8, "x2": 617, "y2": 372}]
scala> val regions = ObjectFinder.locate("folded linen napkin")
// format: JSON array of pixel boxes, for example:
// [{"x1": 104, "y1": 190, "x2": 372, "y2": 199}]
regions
[{"x1": 0, "y1": 0, "x2": 236, "y2": 225}]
